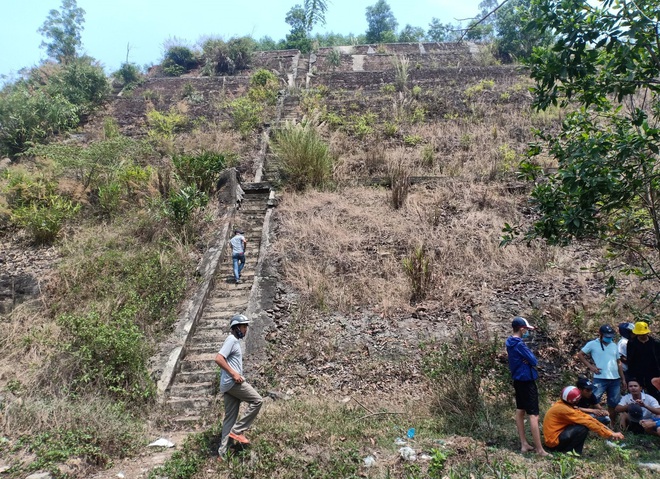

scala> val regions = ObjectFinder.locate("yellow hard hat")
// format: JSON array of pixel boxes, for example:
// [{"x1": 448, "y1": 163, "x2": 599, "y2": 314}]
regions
[{"x1": 632, "y1": 321, "x2": 651, "y2": 335}]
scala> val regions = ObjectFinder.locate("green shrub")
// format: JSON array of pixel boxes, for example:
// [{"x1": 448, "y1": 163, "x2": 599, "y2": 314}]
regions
[
  {"x1": 96, "y1": 161, "x2": 151, "y2": 218},
  {"x1": 0, "y1": 84, "x2": 79, "y2": 154},
  {"x1": 201, "y1": 36, "x2": 255, "y2": 75},
  {"x1": 48, "y1": 59, "x2": 110, "y2": 114},
  {"x1": 180, "y1": 82, "x2": 203, "y2": 104},
  {"x1": 410, "y1": 106, "x2": 427, "y2": 124},
  {"x1": 248, "y1": 69, "x2": 280, "y2": 105},
  {"x1": 0, "y1": 60, "x2": 108, "y2": 155},
  {"x1": 404, "y1": 135, "x2": 423, "y2": 146},
  {"x1": 382, "y1": 122, "x2": 398, "y2": 137},
  {"x1": 112, "y1": 62, "x2": 143, "y2": 90},
  {"x1": 349, "y1": 113, "x2": 377, "y2": 139},
  {"x1": 172, "y1": 151, "x2": 228, "y2": 194},
  {"x1": 164, "y1": 185, "x2": 209, "y2": 227},
  {"x1": 11, "y1": 195, "x2": 80, "y2": 243},
  {"x1": 3, "y1": 170, "x2": 57, "y2": 208},
  {"x1": 147, "y1": 108, "x2": 188, "y2": 140},
  {"x1": 228, "y1": 97, "x2": 263, "y2": 137},
  {"x1": 323, "y1": 111, "x2": 344, "y2": 128},
  {"x1": 403, "y1": 246, "x2": 432, "y2": 301},
  {"x1": 380, "y1": 84, "x2": 396, "y2": 94},
  {"x1": 58, "y1": 311, "x2": 154, "y2": 401},
  {"x1": 271, "y1": 122, "x2": 333, "y2": 191},
  {"x1": 27, "y1": 136, "x2": 154, "y2": 191},
  {"x1": 162, "y1": 46, "x2": 198, "y2": 77},
  {"x1": 464, "y1": 79, "x2": 496, "y2": 98}
]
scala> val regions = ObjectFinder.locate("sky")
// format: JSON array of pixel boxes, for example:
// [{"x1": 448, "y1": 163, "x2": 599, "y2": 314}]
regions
[{"x1": 1, "y1": 0, "x2": 483, "y2": 79}]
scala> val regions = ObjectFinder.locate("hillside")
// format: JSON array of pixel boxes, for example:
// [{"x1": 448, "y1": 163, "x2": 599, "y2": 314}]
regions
[{"x1": 1, "y1": 42, "x2": 659, "y2": 478}]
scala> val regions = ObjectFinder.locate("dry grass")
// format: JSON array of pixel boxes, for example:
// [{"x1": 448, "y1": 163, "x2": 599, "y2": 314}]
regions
[{"x1": 273, "y1": 179, "x2": 596, "y2": 318}]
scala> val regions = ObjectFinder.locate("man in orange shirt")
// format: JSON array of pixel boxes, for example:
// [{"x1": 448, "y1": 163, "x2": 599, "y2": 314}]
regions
[{"x1": 543, "y1": 386, "x2": 624, "y2": 455}]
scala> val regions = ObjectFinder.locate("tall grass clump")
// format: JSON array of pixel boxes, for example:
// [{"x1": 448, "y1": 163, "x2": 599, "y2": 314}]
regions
[
  {"x1": 392, "y1": 55, "x2": 410, "y2": 92},
  {"x1": 403, "y1": 245, "x2": 433, "y2": 302},
  {"x1": 271, "y1": 122, "x2": 333, "y2": 191},
  {"x1": 388, "y1": 156, "x2": 410, "y2": 209},
  {"x1": 422, "y1": 330, "x2": 511, "y2": 443}
]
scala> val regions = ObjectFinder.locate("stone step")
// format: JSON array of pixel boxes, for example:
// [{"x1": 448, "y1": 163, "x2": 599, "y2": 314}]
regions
[
  {"x1": 205, "y1": 298, "x2": 249, "y2": 310},
  {"x1": 169, "y1": 381, "x2": 216, "y2": 398},
  {"x1": 170, "y1": 415, "x2": 203, "y2": 428},
  {"x1": 175, "y1": 369, "x2": 218, "y2": 384},
  {"x1": 166, "y1": 397, "x2": 213, "y2": 414},
  {"x1": 187, "y1": 343, "x2": 222, "y2": 355},
  {"x1": 180, "y1": 354, "x2": 216, "y2": 372},
  {"x1": 197, "y1": 318, "x2": 232, "y2": 331}
]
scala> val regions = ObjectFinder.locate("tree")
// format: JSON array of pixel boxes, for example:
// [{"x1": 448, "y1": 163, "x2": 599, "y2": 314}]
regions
[
  {"x1": 504, "y1": 0, "x2": 660, "y2": 291},
  {"x1": 284, "y1": 5, "x2": 313, "y2": 53},
  {"x1": 463, "y1": 0, "x2": 497, "y2": 41},
  {"x1": 398, "y1": 25, "x2": 426, "y2": 43},
  {"x1": 303, "y1": 0, "x2": 328, "y2": 31},
  {"x1": 365, "y1": 0, "x2": 398, "y2": 43},
  {"x1": 492, "y1": 0, "x2": 554, "y2": 62},
  {"x1": 427, "y1": 18, "x2": 454, "y2": 42},
  {"x1": 38, "y1": 0, "x2": 85, "y2": 63}
]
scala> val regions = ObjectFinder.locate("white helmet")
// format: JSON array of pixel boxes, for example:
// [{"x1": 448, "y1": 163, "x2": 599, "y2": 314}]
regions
[{"x1": 229, "y1": 314, "x2": 250, "y2": 328}]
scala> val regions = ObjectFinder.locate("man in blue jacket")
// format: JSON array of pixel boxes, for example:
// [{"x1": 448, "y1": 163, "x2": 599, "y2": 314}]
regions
[{"x1": 506, "y1": 316, "x2": 549, "y2": 457}]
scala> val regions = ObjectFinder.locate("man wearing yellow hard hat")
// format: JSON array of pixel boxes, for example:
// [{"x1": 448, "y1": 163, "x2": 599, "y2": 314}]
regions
[{"x1": 627, "y1": 321, "x2": 660, "y2": 401}]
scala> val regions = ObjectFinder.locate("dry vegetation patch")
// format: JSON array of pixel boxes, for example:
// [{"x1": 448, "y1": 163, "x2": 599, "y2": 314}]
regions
[{"x1": 273, "y1": 182, "x2": 598, "y2": 321}]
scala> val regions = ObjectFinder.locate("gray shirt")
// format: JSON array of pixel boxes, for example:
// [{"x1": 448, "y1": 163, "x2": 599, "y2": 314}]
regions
[
  {"x1": 230, "y1": 234, "x2": 245, "y2": 255},
  {"x1": 218, "y1": 334, "x2": 243, "y2": 393}
]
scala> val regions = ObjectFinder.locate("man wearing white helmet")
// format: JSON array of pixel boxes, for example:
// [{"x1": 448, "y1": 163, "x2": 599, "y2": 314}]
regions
[
  {"x1": 543, "y1": 386, "x2": 624, "y2": 455},
  {"x1": 215, "y1": 314, "x2": 263, "y2": 458}
]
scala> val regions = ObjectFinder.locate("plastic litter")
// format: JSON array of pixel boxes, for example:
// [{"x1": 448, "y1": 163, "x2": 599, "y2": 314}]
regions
[
  {"x1": 399, "y1": 446, "x2": 417, "y2": 462},
  {"x1": 116, "y1": 473, "x2": 125, "y2": 478},
  {"x1": 394, "y1": 437, "x2": 407, "y2": 446},
  {"x1": 407, "y1": 428, "x2": 416, "y2": 439},
  {"x1": 639, "y1": 463, "x2": 660, "y2": 472},
  {"x1": 418, "y1": 453, "x2": 432, "y2": 461},
  {"x1": 363, "y1": 455, "x2": 376, "y2": 467},
  {"x1": 148, "y1": 438, "x2": 175, "y2": 448},
  {"x1": 605, "y1": 440, "x2": 626, "y2": 449}
]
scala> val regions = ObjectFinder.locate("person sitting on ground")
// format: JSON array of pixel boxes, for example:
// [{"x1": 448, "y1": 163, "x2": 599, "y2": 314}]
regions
[
  {"x1": 575, "y1": 377, "x2": 610, "y2": 425},
  {"x1": 640, "y1": 416, "x2": 660, "y2": 435},
  {"x1": 543, "y1": 386, "x2": 624, "y2": 455},
  {"x1": 614, "y1": 377, "x2": 660, "y2": 434}
]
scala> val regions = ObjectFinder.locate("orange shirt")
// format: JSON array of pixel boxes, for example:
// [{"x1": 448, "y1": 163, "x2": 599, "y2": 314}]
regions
[{"x1": 543, "y1": 400, "x2": 614, "y2": 447}]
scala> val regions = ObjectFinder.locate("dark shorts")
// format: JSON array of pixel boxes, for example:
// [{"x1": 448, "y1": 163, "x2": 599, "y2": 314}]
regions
[{"x1": 513, "y1": 380, "x2": 539, "y2": 415}]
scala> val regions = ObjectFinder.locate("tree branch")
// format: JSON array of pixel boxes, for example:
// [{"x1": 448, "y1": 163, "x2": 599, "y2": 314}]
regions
[{"x1": 459, "y1": 0, "x2": 511, "y2": 40}]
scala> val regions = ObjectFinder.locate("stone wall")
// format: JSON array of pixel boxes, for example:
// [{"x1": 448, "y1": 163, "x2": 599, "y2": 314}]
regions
[{"x1": 313, "y1": 42, "x2": 480, "y2": 73}]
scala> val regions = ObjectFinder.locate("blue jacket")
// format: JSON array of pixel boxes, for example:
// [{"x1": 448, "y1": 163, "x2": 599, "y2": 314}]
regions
[{"x1": 506, "y1": 336, "x2": 538, "y2": 381}]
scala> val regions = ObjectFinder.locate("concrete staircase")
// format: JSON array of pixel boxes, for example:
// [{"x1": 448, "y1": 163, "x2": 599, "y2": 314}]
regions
[{"x1": 165, "y1": 183, "x2": 272, "y2": 426}]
